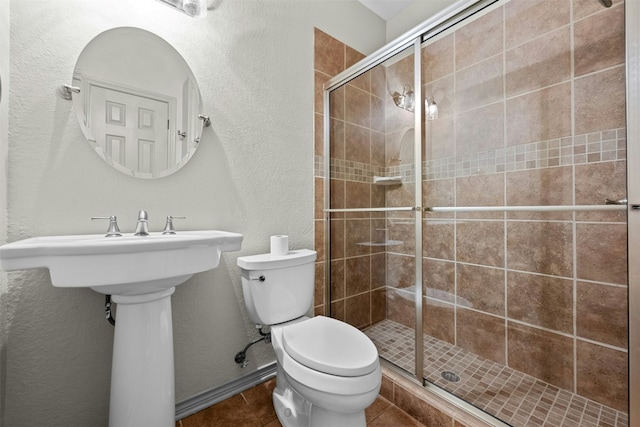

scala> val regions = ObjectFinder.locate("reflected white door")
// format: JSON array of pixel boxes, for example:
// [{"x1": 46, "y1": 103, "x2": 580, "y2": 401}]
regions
[{"x1": 89, "y1": 85, "x2": 170, "y2": 174}]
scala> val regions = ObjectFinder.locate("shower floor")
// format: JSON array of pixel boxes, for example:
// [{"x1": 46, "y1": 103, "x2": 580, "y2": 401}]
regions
[{"x1": 364, "y1": 320, "x2": 628, "y2": 427}]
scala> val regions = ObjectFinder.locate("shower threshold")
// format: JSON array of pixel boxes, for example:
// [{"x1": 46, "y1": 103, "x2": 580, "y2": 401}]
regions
[{"x1": 364, "y1": 320, "x2": 628, "y2": 427}]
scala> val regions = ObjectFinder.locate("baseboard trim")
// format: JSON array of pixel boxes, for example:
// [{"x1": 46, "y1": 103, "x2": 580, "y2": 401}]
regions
[{"x1": 175, "y1": 362, "x2": 277, "y2": 420}]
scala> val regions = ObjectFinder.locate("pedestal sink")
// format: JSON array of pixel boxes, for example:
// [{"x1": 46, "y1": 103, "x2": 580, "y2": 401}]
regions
[{"x1": 0, "y1": 230, "x2": 243, "y2": 427}]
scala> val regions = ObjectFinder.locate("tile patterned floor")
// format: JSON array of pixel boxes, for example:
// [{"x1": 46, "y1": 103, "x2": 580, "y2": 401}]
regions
[
  {"x1": 177, "y1": 377, "x2": 427, "y2": 427},
  {"x1": 365, "y1": 319, "x2": 629, "y2": 427}
]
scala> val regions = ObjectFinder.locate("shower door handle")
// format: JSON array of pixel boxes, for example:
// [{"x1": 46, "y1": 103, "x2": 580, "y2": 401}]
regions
[
  {"x1": 605, "y1": 197, "x2": 640, "y2": 210},
  {"x1": 605, "y1": 198, "x2": 628, "y2": 205}
]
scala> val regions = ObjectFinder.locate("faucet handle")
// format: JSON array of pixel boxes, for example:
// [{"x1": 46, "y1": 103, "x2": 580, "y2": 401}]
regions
[
  {"x1": 91, "y1": 216, "x2": 122, "y2": 237},
  {"x1": 162, "y1": 216, "x2": 186, "y2": 235},
  {"x1": 137, "y1": 209, "x2": 148, "y2": 220}
]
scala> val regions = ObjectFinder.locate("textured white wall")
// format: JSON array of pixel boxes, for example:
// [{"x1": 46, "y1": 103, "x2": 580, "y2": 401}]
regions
[
  {"x1": 0, "y1": 0, "x2": 9, "y2": 423},
  {"x1": 1, "y1": 0, "x2": 385, "y2": 425}
]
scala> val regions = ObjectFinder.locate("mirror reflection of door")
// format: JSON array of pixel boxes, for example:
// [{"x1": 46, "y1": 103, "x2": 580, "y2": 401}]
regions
[{"x1": 87, "y1": 82, "x2": 175, "y2": 176}]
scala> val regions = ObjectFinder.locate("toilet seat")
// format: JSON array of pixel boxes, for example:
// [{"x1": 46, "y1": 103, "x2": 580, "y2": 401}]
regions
[{"x1": 282, "y1": 316, "x2": 378, "y2": 377}]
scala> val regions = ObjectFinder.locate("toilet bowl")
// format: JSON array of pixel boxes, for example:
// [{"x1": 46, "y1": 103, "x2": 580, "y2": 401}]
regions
[
  {"x1": 237, "y1": 249, "x2": 382, "y2": 427},
  {"x1": 271, "y1": 316, "x2": 381, "y2": 426}
]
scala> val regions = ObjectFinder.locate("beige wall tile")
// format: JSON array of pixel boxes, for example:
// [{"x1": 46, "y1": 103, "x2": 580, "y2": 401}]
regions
[
  {"x1": 371, "y1": 63, "x2": 387, "y2": 100},
  {"x1": 314, "y1": 28, "x2": 345, "y2": 76},
  {"x1": 331, "y1": 299, "x2": 345, "y2": 322},
  {"x1": 344, "y1": 122, "x2": 370, "y2": 164},
  {"x1": 456, "y1": 172, "x2": 505, "y2": 219},
  {"x1": 427, "y1": 115, "x2": 454, "y2": 161},
  {"x1": 575, "y1": 160, "x2": 627, "y2": 222},
  {"x1": 576, "y1": 281, "x2": 627, "y2": 348},
  {"x1": 455, "y1": 7, "x2": 503, "y2": 70},
  {"x1": 457, "y1": 264, "x2": 505, "y2": 315},
  {"x1": 506, "y1": 82, "x2": 571, "y2": 146},
  {"x1": 422, "y1": 33, "x2": 454, "y2": 83},
  {"x1": 388, "y1": 220, "x2": 416, "y2": 256},
  {"x1": 576, "y1": 223, "x2": 627, "y2": 284},
  {"x1": 329, "y1": 118, "x2": 345, "y2": 160},
  {"x1": 386, "y1": 52, "x2": 414, "y2": 96},
  {"x1": 506, "y1": 166, "x2": 573, "y2": 221},
  {"x1": 423, "y1": 298, "x2": 455, "y2": 345},
  {"x1": 371, "y1": 94, "x2": 386, "y2": 134},
  {"x1": 345, "y1": 85, "x2": 371, "y2": 128},
  {"x1": 505, "y1": 0, "x2": 570, "y2": 49},
  {"x1": 457, "y1": 221, "x2": 505, "y2": 268},
  {"x1": 423, "y1": 220, "x2": 455, "y2": 261},
  {"x1": 345, "y1": 218, "x2": 371, "y2": 257},
  {"x1": 574, "y1": 4, "x2": 625, "y2": 77},
  {"x1": 314, "y1": 262, "x2": 325, "y2": 307},
  {"x1": 507, "y1": 221, "x2": 573, "y2": 277},
  {"x1": 314, "y1": 113, "x2": 324, "y2": 157},
  {"x1": 330, "y1": 258, "x2": 345, "y2": 301},
  {"x1": 455, "y1": 55, "x2": 504, "y2": 113},
  {"x1": 576, "y1": 340, "x2": 628, "y2": 412},
  {"x1": 387, "y1": 253, "x2": 416, "y2": 290},
  {"x1": 507, "y1": 322, "x2": 574, "y2": 390},
  {"x1": 371, "y1": 130, "x2": 386, "y2": 167},
  {"x1": 575, "y1": 66, "x2": 626, "y2": 135},
  {"x1": 329, "y1": 84, "x2": 345, "y2": 120},
  {"x1": 423, "y1": 258, "x2": 455, "y2": 302},
  {"x1": 387, "y1": 288, "x2": 415, "y2": 328},
  {"x1": 371, "y1": 288, "x2": 387, "y2": 324},
  {"x1": 314, "y1": 219, "x2": 325, "y2": 262},
  {"x1": 422, "y1": 179, "x2": 454, "y2": 218},
  {"x1": 345, "y1": 255, "x2": 371, "y2": 296},
  {"x1": 329, "y1": 178, "x2": 345, "y2": 211},
  {"x1": 573, "y1": 0, "x2": 612, "y2": 20},
  {"x1": 456, "y1": 101, "x2": 505, "y2": 156},
  {"x1": 346, "y1": 46, "x2": 368, "y2": 91},
  {"x1": 330, "y1": 220, "x2": 345, "y2": 261},
  {"x1": 506, "y1": 27, "x2": 571, "y2": 97},
  {"x1": 371, "y1": 252, "x2": 386, "y2": 289},
  {"x1": 345, "y1": 181, "x2": 370, "y2": 210},
  {"x1": 345, "y1": 293, "x2": 371, "y2": 329},
  {"x1": 457, "y1": 308, "x2": 506, "y2": 364},
  {"x1": 425, "y1": 74, "x2": 454, "y2": 119},
  {"x1": 507, "y1": 271, "x2": 573, "y2": 333}
]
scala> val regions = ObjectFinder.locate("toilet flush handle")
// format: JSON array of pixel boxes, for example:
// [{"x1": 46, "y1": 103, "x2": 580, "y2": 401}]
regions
[{"x1": 252, "y1": 275, "x2": 266, "y2": 282}]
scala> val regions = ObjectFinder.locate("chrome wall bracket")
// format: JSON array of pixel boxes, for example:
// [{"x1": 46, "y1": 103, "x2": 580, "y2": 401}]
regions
[
  {"x1": 198, "y1": 114, "x2": 211, "y2": 127},
  {"x1": 59, "y1": 84, "x2": 81, "y2": 100}
]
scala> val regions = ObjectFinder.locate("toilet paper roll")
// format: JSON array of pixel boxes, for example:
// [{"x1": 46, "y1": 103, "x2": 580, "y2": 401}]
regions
[{"x1": 270, "y1": 235, "x2": 289, "y2": 256}]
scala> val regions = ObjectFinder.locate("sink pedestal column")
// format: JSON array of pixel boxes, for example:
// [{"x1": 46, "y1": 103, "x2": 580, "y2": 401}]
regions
[{"x1": 109, "y1": 287, "x2": 176, "y2": 427}]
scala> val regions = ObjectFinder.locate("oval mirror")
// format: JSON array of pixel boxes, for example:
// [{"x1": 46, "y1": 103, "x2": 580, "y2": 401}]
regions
[{"x1": 71, "y1": 27, "x2": 206, "y2": 179}]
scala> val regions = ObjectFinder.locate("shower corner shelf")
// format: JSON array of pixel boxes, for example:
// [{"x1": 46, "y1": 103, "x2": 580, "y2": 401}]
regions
[
  {"x1": 373, "y1": 176, "x2": 402, "y2": 186},
  {"x1": 356, "y1": 240, "x2": 403, "y2": 247}
]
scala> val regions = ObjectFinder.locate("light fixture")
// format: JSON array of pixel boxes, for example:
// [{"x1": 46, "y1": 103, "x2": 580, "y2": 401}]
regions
[
  {"x1": 393, "y1": 85, "x2": 415, "y2": 113},
  {"x1": 426, "y1": 96, "x2": 438, "y2": 120},
  {"x1": 155, "y1": 0, "x2": 207, "y2": 18}
]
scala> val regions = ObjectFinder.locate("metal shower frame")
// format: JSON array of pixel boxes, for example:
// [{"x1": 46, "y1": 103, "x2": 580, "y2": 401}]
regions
[{"x1": 322, "y1": 0, "x2": 640, "y2": 424}]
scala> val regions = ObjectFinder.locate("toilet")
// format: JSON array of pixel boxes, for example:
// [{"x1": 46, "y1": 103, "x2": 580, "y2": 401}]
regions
[{"x1": 237, "y1": 249, "x2": 381, "y2": 427}]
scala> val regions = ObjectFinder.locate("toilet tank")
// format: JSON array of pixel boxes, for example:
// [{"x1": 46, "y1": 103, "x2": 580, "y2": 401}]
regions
[{"x1": 237, "y1": 249, "x2": 317, "y2": 325}]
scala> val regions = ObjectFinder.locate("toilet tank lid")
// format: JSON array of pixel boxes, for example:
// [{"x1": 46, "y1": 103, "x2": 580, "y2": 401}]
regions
[{"x1": 237, "y1": 249, "x2": 317, "y2": 270}]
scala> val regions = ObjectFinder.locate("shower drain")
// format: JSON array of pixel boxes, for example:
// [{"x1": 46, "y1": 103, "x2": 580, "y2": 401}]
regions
[{"x1": 441, "y1": 371, "x2": 460, "y2": 382}]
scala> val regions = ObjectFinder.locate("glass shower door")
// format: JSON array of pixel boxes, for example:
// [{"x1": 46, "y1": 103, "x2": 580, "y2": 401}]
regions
[
  {"x1": 419, "y1": 1, "x2": 629, "y2": 425},
  {"x1": 327, "y1": 43, "x2": 422, "y2": 379}
]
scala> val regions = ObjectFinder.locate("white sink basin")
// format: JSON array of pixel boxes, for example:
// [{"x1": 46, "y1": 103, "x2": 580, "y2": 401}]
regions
[
  {"x1": 0, "y1": 230, "x2": 243, "y2": 295},
  {"x1": 0, "y1": 229, "x2": 243, "y2": 427}
]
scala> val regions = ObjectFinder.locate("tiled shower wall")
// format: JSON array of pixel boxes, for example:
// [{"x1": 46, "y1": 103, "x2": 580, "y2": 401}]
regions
[
  {"x1": 313, "y1": 27, "x2": 389, "y2": 327},
  {"x1": 314, "y1": 0, "x2": 627, "y2": 418}
]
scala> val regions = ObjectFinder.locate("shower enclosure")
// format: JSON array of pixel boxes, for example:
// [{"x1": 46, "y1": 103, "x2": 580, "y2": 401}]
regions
[{"x1": 321, "y1": 0, "x2": 637, "y2": 425}]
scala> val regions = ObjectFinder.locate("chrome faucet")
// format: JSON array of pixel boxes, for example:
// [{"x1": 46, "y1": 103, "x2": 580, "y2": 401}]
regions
[{"x1": 134, "y1": 210, "x2": 149, "y2": 236}]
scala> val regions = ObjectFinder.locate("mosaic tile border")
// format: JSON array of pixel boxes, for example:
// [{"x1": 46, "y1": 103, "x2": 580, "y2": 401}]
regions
[
  {"x1": 365, "y1": 320, "x2": 628, "y2": 427},
  {"x1": 314, "y1": 128, "x2": 626, "y2": 183}
]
